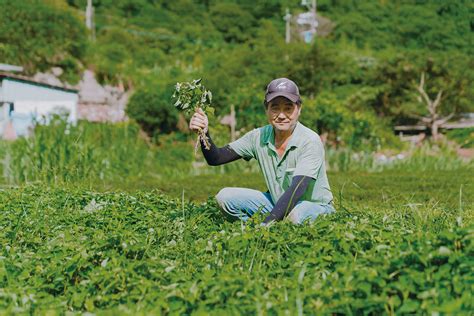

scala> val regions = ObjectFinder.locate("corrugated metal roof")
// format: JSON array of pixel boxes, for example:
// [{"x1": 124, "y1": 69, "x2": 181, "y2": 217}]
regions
[{"x1": 0, "y1": 72, "x2": 78, "y2": 93}]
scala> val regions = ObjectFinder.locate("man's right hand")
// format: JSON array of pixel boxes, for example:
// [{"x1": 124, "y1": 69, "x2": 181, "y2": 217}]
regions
[{"x1": 189, "y1": 108, "x2": 209, "y2": 134}]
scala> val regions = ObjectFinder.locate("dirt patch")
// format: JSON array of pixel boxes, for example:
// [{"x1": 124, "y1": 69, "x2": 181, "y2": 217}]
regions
[{"x1": 457, "y1": 148, "x2": 474, "y2": 160}]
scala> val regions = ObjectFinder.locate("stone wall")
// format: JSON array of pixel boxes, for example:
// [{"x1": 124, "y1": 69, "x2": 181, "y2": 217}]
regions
[
  {"x1": 77, "y1": 103, "x2": 126, "y2": 122},
  {"x1": 76, "y1": 70, "x2": 129, "y2": 122}
]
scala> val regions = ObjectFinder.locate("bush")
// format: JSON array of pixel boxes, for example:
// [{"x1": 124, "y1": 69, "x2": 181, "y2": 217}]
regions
[
  {"x1": 446, "y1": 127, "x2": 474, "y2": 148},
  {"x1": 209, "y1": 3, "x2": 256, "y2": 43},
  {"x1": 300, "y1": 92, "x2": 399, "y2": 149},
  {"x1": 0, "y1": 0, "x2": 87, "y2": 82},
  {"x1": 127, "y1": 87, "x2": 180, "y2": 137}
]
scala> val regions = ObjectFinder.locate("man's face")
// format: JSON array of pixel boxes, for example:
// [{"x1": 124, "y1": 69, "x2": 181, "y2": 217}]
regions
[{"x1": 265, "y1": 96, "x2": 301, "y2": 133}]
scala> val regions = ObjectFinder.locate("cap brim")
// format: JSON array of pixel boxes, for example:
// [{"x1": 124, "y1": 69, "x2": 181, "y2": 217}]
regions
[{"x1": 265, "y1": 92, "x2": 299, "y2": 103}]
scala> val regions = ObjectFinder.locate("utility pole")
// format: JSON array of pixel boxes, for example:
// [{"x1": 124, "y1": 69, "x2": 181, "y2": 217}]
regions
[
  {"x1": 219, "y1": 104, "x2": 237, "y2": 142},
  {"x1": 284, "y1": 8, "x2": 292, "y2": 44},
  {"x1": 230, "y1": 104, "x2": 236, "y2": 141},
  {"x1": 310, "y1": 0, "x2": 317, "y2": 38},
  {"x1": 86, "y1": 0, "x2": 95, "y2": 41}
]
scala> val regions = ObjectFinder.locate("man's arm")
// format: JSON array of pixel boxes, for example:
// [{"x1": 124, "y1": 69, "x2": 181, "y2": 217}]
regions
[
  {"x1": 200, "y1": 132, "x2": 241, "y2": 166},
  {"x1": 190, "y1": 108, "x2": 244, "y2": 165},
  {"x1": 262, "y1": 175, "x2": 312, "y2": 224}
]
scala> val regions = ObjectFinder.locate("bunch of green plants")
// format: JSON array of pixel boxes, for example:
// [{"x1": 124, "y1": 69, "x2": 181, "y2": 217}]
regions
[{"x1": 172, "y1": 79, "x2": 214, "y2": 151}]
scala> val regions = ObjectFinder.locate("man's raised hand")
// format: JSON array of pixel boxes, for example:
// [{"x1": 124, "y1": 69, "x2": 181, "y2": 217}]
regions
[{"x1": 189, "y1": 108, "x2": 209, "y2": 134}]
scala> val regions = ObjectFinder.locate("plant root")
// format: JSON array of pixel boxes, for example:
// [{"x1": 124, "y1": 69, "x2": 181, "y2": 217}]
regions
[{"x1": 194, "y1": 128, "x2": 211, "y2": 155}]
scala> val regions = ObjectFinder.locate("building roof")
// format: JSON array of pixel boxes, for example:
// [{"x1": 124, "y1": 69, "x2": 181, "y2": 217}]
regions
[
  {"x1": 0, "y1": 72, "x2": 78, "y2": 93},
  {"x1": 0, "y1": 64, "x2": 23, "y2": 72}
]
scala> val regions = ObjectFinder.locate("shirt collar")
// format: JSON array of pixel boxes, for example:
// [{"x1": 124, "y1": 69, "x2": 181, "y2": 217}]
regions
[{"x1": 264, "y1": 121, "x2": 302, "y2": 149}]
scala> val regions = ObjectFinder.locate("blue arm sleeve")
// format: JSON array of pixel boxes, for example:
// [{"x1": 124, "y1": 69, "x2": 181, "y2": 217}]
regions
[{"x1": 262, "y1": 175, "x2": 312, "y2": 224}]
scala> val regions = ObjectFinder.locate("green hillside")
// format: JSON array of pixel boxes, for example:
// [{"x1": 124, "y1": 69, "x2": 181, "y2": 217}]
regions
[{"x1": 0, "y1": 0, "x2": 472, "y2": 147}]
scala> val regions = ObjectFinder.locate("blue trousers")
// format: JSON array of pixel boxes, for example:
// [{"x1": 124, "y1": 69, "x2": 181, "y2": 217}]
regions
[{"x1": 215, "y1": 187, "x2": 335, "y2": 225}]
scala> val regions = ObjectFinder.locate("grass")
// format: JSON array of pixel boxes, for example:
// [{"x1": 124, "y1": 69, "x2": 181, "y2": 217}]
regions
[
  {"x1": 0, "y1": 121, "x2": 473, "y2": 314},
  {"x1": 0, "y1": 169, "x2": 472, "y2": 314},
  {"x1": 88, "y1": 169, "x2": 473, "y2": 210}
]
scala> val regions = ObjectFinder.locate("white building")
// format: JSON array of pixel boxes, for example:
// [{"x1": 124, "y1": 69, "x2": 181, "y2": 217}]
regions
[{"x1": 0, "y1": 72, "x2": 78, "y2": 139}]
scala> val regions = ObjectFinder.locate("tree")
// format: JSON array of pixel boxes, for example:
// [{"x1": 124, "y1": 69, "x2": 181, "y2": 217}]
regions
[
  {"x1": 413, "y1": 73, "x2": 454, "y2": 140},
  {"x1": 209, "y1": 3, "x2": 256, "y2": 43}
]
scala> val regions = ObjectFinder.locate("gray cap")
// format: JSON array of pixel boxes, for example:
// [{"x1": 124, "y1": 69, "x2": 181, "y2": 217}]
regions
[{"x1": 265, "y1": 78, "x2": 301, "y2": 103}]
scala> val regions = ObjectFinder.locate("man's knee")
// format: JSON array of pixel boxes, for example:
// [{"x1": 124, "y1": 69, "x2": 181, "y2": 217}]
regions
[
  {"x1": 215, "y1": 187, "x2": 244, "y2": 221},
  {"x1": 215, "y1": 187, "x2": 272, "y2": 222},
  {"x1": 215, "y1": 187, "x2": 237, "y2": 214},
  {"x1": 215, "y1": 187, "x2": 233, "y2": 206},
  {"x1": 287, "y1": 208, "x2": 306, "y2": 224},
  {"x1": 287, "y1": 203, "x2": 335, "y2": 225}
]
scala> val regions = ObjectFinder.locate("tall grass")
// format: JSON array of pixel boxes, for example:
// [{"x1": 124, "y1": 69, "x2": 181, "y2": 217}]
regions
[
  {"x1": 1, "y1": 117, "x2": 471, "y2": 186},
  {"x1": 326, "y1": 144, "x2": 473, "y2": 172},
  {"x1": 3, "y1": 116, "x2": 159, "y2": 184}
]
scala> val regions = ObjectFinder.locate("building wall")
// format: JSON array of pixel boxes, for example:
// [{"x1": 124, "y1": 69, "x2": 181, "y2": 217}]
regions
[
  {"x1": 14, "y1": 100, "x2": 77, "y2": 122},
  {"x1": 1, "y1": 79, "x2": 78, "y2": 103},
  {"x1": 0, "y1": 78, "x2": 78, "y2": 139}
]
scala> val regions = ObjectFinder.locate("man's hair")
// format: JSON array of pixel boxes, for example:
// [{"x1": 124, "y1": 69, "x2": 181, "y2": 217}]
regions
[{"x1": 263, "y1": 98, "x2": 302, "y2": 109}]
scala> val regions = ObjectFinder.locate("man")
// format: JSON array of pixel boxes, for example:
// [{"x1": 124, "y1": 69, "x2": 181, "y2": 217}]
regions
[{"x1": 189, "y1": 78, "x2": 334, "y2": 225}]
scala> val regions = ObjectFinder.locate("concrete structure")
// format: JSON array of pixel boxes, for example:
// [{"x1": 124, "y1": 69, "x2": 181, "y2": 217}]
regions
[
  {"x1": 0, "y1": 72, "x2": 78, "y2": 139},
  {"x1": 77, "y1": 70, "x2": 128, "y2": 122}
]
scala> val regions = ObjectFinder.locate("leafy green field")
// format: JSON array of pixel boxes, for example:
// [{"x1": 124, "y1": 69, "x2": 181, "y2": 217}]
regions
[
  {"x1": 1, "y1": 170, "x2": 472, "y2": 314},
  {"x1": 1, "y1": 0, "x2": 473, "y2": 313}
]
